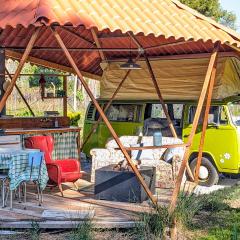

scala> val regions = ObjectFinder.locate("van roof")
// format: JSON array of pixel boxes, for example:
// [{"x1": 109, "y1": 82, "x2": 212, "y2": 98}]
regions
[{"x1": 95, "y1": 95, "x2": 240, "y2": 105}]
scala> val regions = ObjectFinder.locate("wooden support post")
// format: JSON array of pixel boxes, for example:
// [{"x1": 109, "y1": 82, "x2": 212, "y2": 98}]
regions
[
  {"x1": 169, "y1": 43, "x2": 220, "y2": 214},
  {"x1": 5, "y1": 68, "x2": 35, "y2": 116},
  {"x1": 128, "y1": 33, "x2": 177, "y2": 138},
  {"x1": 91, "y1": 28, "x2": 106, "y2": 61},
  {"x1": 0, "y1": 27, "x2": 41, "y2": 113},
  {"x1": 144, "y1": 53, "x2": 178, "y2": 138},
  {"x1": 0, "y1": 49, "x2": 6, "y2": 115},
  {"x1": 63, "y1": 75, "x2": 67, "y2": 117},
  {"x1": 194, "y1": 58, "x2": 218, "y2": 182},
  {"x1": 51, "y1": 26, "x2": 157, "y2": 206},
  {"x1": 81, "y1": 53, "x2": 141, "y2": 150}
]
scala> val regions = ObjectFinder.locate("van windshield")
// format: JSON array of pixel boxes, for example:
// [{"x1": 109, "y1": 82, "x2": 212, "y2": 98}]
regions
[{"x1": 228, "y1": 101, "x2": 240, "y2": 126}]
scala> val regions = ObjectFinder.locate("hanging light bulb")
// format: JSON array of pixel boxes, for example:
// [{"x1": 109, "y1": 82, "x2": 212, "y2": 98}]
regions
[
  {"x1": 120, "y1": 57, "x2": 141, "y2": 70},
  {"x1": 120, "y1": 36, "x2": 141, "y2": 70}
]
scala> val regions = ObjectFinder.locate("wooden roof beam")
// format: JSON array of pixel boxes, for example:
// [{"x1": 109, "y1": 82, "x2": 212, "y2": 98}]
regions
[
  {"x1": 0, "y1": 27, "x2": 40, "y2": 113},
  {"x1": 5, "y1": 49, "x2": 101, "y2": 80},
  {"x1": 61, "y1": 26, "x2": 95, "y2": 45},
  {"x1": 91, "y1": 28, "x2": 106, "y2": 61},
  {"x1": 108, "y1": 51, "x2": 239, "y2": 62}
]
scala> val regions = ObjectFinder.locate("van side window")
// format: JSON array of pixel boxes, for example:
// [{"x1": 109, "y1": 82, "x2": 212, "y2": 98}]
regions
[
  {"x1": 173, "y1": 104, "x2": 184, "y2": 120},
  {"x1": 86, "y1": 104, "x2": 95, "y2": 120},
  {"x1": 220, "y1": 108, "x2": 228, "y2": 125},
  {"x1": 106, "y1": 104, "x2": 136, "y2": 122},
  {"x1": 151, "y1": 104, "x2": 166, "y2": 118},
  {"x1": 148, "y1": 104, "x2": 183, "y2": 120},
  {"x1": 188, "y1": 106, "x2": 226, "y2": 125}
]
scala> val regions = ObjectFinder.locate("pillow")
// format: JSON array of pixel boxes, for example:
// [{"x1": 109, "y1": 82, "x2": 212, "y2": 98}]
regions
[
  {"x1": 163, "y1": 147, "x2": 184, "y2": 163},
  {"x1": 131, "y1": 143, "x2": 155, "y2": 161}
]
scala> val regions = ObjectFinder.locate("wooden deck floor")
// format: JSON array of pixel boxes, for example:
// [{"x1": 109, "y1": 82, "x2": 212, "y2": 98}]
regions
[{"x1": 0, "y1": 178, "x2": 173, "y2": 229}]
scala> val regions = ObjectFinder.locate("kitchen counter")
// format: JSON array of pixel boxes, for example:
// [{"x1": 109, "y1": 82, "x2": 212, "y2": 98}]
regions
[
  {"x1": 3, "y1": 126, "x2": 81, "y2": 161},
  {"x1": 4, "y1": 127, "x2": 81, "y2": 135}
]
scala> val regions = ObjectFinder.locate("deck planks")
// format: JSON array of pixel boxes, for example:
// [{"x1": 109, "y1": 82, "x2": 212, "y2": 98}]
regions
[
  {"x1": 0, "y1": 179, "x2": 173, "y2": 228},
  {"x1": 0, "y1": 179, "x2": 159, "y2": 228}
]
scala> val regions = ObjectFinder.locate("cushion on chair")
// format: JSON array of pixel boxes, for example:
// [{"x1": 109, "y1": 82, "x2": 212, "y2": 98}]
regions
[
  {"x1": 163, "y1": 147, "x2": 185, "y2": 163},
  {"x1": 54, "y1": 159, "x2": 80, "y2": 172},
  {"x1": 60, "y1": 171, "x2": 82, "y2": 182},
  {"x1": 131, "y1": 143, "x2": 155, "y2": 161}
]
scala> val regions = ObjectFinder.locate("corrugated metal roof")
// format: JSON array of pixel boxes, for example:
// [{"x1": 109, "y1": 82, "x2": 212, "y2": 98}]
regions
[
  {"x1": 0, "y1": 0, "x2": 239, "y2": 77},
  {"x1": 0, "y1": 0, "x2": 239, "y2": 47}
]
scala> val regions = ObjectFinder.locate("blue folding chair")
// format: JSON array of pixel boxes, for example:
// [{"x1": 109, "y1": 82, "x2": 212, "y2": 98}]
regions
[
  {"x1": 21, "y1": 151, "x2": 44, "y2": 207},
  {"x1": 0, "y1": 153, "x2": 11, "y2": 208}
]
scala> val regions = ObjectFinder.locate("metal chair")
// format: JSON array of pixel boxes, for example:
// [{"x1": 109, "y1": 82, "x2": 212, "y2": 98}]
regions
[
  {"x1": 20, "y1": 152, "x2": 44, "y2": 207},
  {"x1": 25, "y1": 136, "x2": 82, "y2": 197},
  {"x1": 0, "y1": 153, "x2": 11, "y2": 208},
  {"x1": 0, "y1": 171, "x2": 8, "y2": 208}
]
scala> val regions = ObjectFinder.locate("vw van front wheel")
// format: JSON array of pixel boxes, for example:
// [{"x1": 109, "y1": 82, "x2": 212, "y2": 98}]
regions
[{"x1": 190, "y1": 157, "x2": 219, "y2": 187}]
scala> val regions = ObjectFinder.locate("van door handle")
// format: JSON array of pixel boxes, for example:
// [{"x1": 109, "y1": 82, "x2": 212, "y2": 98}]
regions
[{"x1": 183, "y1": 134, "x2": 190, "y2": 138}]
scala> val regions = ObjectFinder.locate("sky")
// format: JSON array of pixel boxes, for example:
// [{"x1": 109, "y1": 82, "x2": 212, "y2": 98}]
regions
[{"x1": 220, "y1": 0, "x2": 240, "y2": 32}]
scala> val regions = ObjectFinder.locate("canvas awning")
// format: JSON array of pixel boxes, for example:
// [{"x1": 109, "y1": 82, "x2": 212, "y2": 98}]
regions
[
  {"x1": 0, "y1": 0, "x2": 239, "y2": 78},
  {"x1": 100, "y1": 55, "x2": 240, "y2": 100}
]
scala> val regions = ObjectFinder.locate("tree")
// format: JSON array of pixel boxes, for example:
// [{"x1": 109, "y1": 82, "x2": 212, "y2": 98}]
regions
[
  {"x1": 180, "y1": 0, "x2": 237, "y2": 29},
  {"x1": 28, "y1": 65, "x2": 63, "y2": 89}
]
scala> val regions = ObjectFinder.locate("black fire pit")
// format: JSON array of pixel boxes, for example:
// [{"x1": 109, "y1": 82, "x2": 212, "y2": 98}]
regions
[{"x1": 94, "y1": 164, "x2": 156, "y2": 203}]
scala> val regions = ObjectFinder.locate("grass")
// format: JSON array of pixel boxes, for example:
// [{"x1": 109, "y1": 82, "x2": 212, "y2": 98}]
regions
[
  {"x1": 1, "y1": 186, "x2": 240, "y2": 240},
  {"x1": 133, "y1": 205, "x2": 171, "y2": 240},
  {"x1": 131, "y1": 185, "x2": 240, "y2": 239},
  {"x1": 29, "y1": 221, "x2": 40, "y2": 240},
  {"x1": 176, "y1": 185, "x2": 240, "y2": 239},
  {"x1": 68, "y1": 218, "x2": 94, "y2": 240}
]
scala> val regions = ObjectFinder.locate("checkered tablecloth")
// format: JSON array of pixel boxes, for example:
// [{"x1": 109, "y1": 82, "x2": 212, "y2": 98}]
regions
[
  {"x1": 24, "y1": 131, "x2": 79, "y2": 160},
  {"x1": 52, "y1": 131, "x2": 79, "y2": 160},
  {"x1": 0, "y1": 153, "x2": 49, "y2": 191}
]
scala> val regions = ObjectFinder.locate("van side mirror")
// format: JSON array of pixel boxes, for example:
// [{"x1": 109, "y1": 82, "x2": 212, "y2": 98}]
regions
[
  {"x1": 208, "y1": 114, "x2": 219, "y2": 128},
  {"x1": 208, "y1": 122, "x2": 219, "y2": 128}
]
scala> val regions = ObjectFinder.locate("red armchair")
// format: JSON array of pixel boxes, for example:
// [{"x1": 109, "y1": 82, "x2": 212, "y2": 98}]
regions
[{"x1": 25, "y1": 135, "x2": 82, "y2": 196}]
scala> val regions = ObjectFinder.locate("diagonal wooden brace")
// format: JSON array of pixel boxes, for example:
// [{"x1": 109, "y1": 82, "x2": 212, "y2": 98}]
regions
[
  {"x1": 0, "y1": 27, "x2": 41, "y2": 113},
  {"x1": 81, "y1": 53, "x2": 141, "y2": 150},
  {"x1": 169, "y1": 43, "x2": 220, "y2": 213},
  {"x1": 194, "y1": 55, "x2": 219, "y2": 182},
  {"x1": 128, "y1": 32, "x2": 177, "y2": 138},
  {"x1": 5, "y1": 68, "x2": 35, "y2": 116},
  {"x1": 143, "y1": 53, "x2": 178, "y2": 138},
  {"x1": 51, "y1": 26, "x2": 157, "y2": 206}
]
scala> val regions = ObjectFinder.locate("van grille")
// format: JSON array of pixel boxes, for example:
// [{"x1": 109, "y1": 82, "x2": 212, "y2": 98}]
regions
[{"x1": 87, "y1": 104, "x2": 95, "y2": 120}]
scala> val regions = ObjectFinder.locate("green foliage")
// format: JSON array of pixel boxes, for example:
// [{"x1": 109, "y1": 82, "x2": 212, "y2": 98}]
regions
[
  {"x1": 177, "y1": 185, "x2": 240, "y2": 239},
  {"x1": 15, "y1": 110, "x2": 32, "y2": 117},
  {"x1": 174, "y1": 192, "x2": 204, "y2": 228},
  {"x1": 68, "y1": 112, "x2": 81, "y2": 126},
  {"x1": 131, "y1": 186, "x2": 240, "y2": 239},
  {"x1": 28, "y1": 65, "x2": 63, "y2": 88},
  {"x1": 180, "y1": 0, "x2": 237, "y2": 29},
  {"x1": 29, "y1": 221, "x2": 40, "y2": 240},
  {"x1": 69, "y1": 220, "x2": 94, "y2": 240},
  {"x1": 133, "y1": 205, "x2": 170, "y2": 240},
  {"x1": 76, "y1": 90, "x2": 84, "y2": 102},
  {"x1": 198, "y1": 225, "x2": 240, "y2": 240}
]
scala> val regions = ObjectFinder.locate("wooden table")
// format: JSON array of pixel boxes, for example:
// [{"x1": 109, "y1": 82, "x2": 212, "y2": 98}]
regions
[{"x1": 4, "y1": 127, "x2": 81, "y2": 161}]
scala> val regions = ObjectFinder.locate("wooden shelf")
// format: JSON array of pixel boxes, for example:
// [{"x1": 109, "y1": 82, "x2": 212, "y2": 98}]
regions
[{"x1": 43, "y1": 96, "x2": 66, "y2": 99}]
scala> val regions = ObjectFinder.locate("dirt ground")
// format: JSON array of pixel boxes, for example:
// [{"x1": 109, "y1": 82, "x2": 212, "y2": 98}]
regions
[{"x1": 0, "y1": 230, "x2": 135, "y2": 240}]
